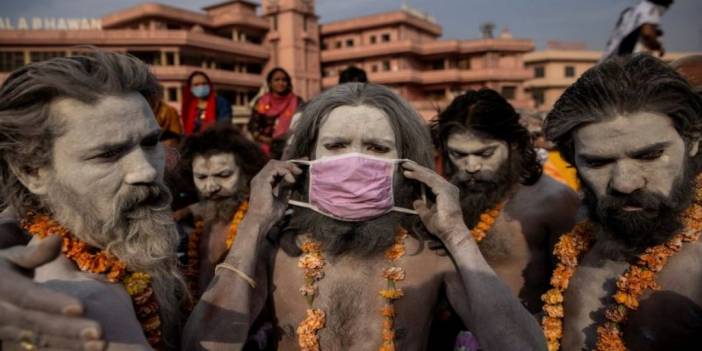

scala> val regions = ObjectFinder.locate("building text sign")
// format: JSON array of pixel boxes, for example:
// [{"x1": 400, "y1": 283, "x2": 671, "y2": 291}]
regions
[{"x1": 0, "y1": 17, "x2": 102, "y2": 30}]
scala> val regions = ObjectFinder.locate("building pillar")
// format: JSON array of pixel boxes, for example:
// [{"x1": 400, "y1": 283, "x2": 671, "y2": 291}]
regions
[
  {"x1": 174, "y1": 50, "x2": 180, "y2": 66},
  {"x1": 160, "y1": 51, "x2": 167, "y2": 66}
]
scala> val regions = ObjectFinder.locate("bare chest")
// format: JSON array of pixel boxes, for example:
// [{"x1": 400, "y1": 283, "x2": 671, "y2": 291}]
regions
[
  {"x1": 562, "y1": 241, "x2": 702, "y2": 351},
  {"x1": 270, "y1": 248, "x2": 446, "y2": 351}
]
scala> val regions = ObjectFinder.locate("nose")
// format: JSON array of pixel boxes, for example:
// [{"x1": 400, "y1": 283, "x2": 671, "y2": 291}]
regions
[
  {"x1": 123, "y1": 148, "x2": 159, "y2": 185},
  {"x1": 462, "y1": 156, "x2": 482, "y2": 174},
  {"x1": 609, "y1": 160, "x2": 645, "y2": 195},
  {"x1": 202, "y1": 179, "x2": 221, "y2": 196}
]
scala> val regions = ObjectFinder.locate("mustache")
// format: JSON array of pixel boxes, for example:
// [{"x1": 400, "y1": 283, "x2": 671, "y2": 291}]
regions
[
  {"x1": 597, "y1": 190, "x2": 675, "y2": 218},
  {"x1": 111, "y1": 183, "x2": 172, "y2": 218}
]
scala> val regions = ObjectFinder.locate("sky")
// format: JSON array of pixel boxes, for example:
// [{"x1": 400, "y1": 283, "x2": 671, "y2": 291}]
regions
[{"x1": 1, "y1": 0, "x2": 700, "y2": 51}]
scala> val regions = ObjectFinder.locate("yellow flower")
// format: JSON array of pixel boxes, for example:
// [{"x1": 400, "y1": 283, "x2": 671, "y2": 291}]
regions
[
  {"x1": 543, "y1": 304, "x2": 564, "y2": 318},
  {"x1": 379, "y1": 288, "x2": 404, "y2": 300},
  {"x1": 541, "y1": 289, "x2": 564, "y2": 305}
]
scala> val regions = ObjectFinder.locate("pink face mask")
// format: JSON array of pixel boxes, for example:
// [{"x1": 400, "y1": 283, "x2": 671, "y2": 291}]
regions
[{"x1": 289, "y1": 153, "x2": 417, "y2": 221}]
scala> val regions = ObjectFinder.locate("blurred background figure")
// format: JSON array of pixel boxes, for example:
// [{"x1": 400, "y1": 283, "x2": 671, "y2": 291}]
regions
[
  {"x1": 672, "y1": 55, "x2": 702, "y2": 94},
  {"x1": 248, "y1": 67, "x2": 303, "y2": 154},
  {"x1": 338, "y1": 65, "x2": 368, "y2": 84},
  {"x1": 603, "y1": 0, "x2": 673, "y2": 60},
  {"x1": 152, "y1": 97, "x2": 183, "y2": 147},
  {"x1": 182, "y1": 71, "x2": 232, "y2": 135}
]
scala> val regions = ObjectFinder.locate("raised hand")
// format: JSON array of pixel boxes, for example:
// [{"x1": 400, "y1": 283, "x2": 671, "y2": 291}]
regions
[
  {"x1": 0, "y1": 235, "x2": 104, "y2": 351},
  {"x1": 401, "y1": 161, "x2": 469, "y2": 244},
  {"x1": 247, "y1": 159, "x2": 302, "y2": 224}
]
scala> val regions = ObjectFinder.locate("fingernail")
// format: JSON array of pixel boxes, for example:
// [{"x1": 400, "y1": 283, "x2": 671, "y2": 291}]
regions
[
  {"x1": 85, "y1": 340, "x2": 106, "y2": 351},
  {"x1": 81, "y1": 327, "x2": 99, "y2": 340},
  {"x1": 62, "y1": 304, "x2": 83, "y2": 316}
]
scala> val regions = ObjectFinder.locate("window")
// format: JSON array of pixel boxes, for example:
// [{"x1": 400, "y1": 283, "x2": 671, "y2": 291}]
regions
[
  {"x1": 371, "y1": 64, "x2": 379, "y2": 73},
  {"x1": 167, "y1": 87, "x2": 178, "y2": 102},
  {"x1": 30, "y1": 51, "x2": 63, "y2": 63},
  {"x1": 458, "y1": 58, "x2": 471, "y2": 70},
  {"x1": 370, "y1": 35, "x2": 376, "y2": 44},
  {"x1": 382, "y1": 60, "x2": 391, "y2": 71},
  {"x1": 321, "y1": 42, "x2": 328, "y2": 50},
  {"x1": 381, "y1": 33, "x2": 391, "y2": 42},
  {"x1": 271, "y1": 17, "x2": 278, "y2": 31},
  {"x1": 534, "y1": 66, "x2": 545, "y2": 78},
  {"x1": 335, "y1": 41, "x2": 342, "y2": 49},
  {"x1": 0, "y1": 51, "x2": 25, "y2": 72},
  {"x1": 431, "y1": 59, "x2": 445, "y2": 70},
  {"x1": 564, "y1": 65, "x2": 576, "y2": 78},
  {"x1": 346, "y1": 39, "x2": 354, "y2": 47},
  {"x1": 501, "y1": 86, "x2": 516, "y2": 100},
  {"x1": 532, "y1": 89, "x2": 545, "y2": 107}
]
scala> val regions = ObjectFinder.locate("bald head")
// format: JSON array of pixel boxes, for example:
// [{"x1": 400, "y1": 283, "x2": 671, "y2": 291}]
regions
[{"x1": 671, "y1": 55, "x2": 702, "y2": 92}]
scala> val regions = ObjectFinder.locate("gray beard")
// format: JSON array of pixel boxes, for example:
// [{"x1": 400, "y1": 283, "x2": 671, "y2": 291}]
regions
[{"x1": 43, "y1": 179, "x2": 187, "y2": 348}]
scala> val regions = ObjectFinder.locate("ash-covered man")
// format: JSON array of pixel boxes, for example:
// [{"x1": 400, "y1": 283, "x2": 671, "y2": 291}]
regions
[
  {"x1": 0, "y1": 52, "x2": 187, "y2": 349},
  {"x1": 175, "y1": 124, "x2": 266, "y2": 298},
  {"x1": 184, "y1": 83, "x2": 546, "y2": 350},
  {"x1": 433, "y1": 89, "x2": 579, "y2": 313},
  {"x1": 542, "y1": 54, "x2": 702, "y2": 351}
]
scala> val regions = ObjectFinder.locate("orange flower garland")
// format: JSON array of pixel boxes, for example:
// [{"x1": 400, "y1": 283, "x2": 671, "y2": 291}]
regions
[
  {"x1": 21, "y1": 213, "x2": 162, "y2": 348},
  {"x1": 297, "y1": 228, "x2": 408, "y2": 351},
  {"x1": 542, "y1": 177, "x2": 702, "y2": 351},
  {"x1": 471, "y1": 201, "x2": 506, "y2": 242},
  {"x1": 184, "y1": 200, "x2": 249, "y2": 297}
]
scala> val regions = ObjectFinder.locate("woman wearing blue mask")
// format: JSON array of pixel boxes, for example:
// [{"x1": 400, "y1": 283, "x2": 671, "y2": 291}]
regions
[{"x1": 182, "y1": 71, "x2": 233, "y2": 135}]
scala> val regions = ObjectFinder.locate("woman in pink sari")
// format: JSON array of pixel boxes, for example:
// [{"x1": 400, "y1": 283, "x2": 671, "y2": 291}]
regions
[{"x1": 248, "y1": 67, "x2": 302, "y2": 154}]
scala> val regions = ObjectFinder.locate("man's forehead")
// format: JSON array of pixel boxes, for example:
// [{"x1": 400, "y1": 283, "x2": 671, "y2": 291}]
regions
[
  {"x1": 574, "y1": 112, "x2": 678, "y2": 154},
  {"x1": 193, "y1": 153, "x2": 238, "y2": 170},
  {"x1": 319, "y1": 105, "x2": 395, "y2": 140},
  {"x1": 447, "y1": 129, "x2": 504, "y2": 149},
  {"x1": 51, "y1": 93, "x2": 158, "y2": 147}
]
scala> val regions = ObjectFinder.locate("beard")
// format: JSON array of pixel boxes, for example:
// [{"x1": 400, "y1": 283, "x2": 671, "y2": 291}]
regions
[
  {"x1": 449, "y1": 156, "x2": 519, "y2": 228},
  {"x1": 202, "y1": 193, "x2": 244, "y2": 226},
  {"x1": 43, "y1": 178, "x2": 187, "y2": 347},
  {"x1": 582, "y1": 160, "x2": 697, "y2": 255}
]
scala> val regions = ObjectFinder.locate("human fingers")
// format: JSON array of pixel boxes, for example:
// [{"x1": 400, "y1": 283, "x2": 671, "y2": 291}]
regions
[
  {"x1": 0, "y1": 325, "x2": 104, "y2": 350},
  {"x1": 0, "y1": 301, "x2": 101, "y2": 342},
  {"x1": 402, "y1": 161, "x2": 450, "y2": 194},
  {"x1": 2, "y1": 235, "x2": 62, "y2": 269}
]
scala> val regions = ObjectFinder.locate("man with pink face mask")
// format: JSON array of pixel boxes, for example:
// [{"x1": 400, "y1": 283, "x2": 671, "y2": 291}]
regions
[{"x1": 184, "y1": 83, "x2": 546, "y2": 350}]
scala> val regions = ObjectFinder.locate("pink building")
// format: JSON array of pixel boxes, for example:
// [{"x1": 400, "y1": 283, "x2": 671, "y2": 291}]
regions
[{"x1": 319, "y1": 8, "x2": 535, "y2": 119}]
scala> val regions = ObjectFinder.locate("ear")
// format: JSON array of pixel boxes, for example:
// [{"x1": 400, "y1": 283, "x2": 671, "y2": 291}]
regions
[
  {"x1": 690, "y1": 137, "x2": 701, "y2": 157},
  {"x1": 9, "y1": 163, "x2": 51, "y2": 196}
]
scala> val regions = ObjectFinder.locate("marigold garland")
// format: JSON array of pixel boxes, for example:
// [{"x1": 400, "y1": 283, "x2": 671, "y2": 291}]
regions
[
  {"x1": 21, "y1": 213, "x2": 162, "y2": 348},
  {"x1": 541, "y1": 176, "x2": 702, "y2": 351},
  {"x1": 471, "y1": 201, "x2": 506, "y2": 242},
  {"x1": 184, "y1": 200, "x2": 248, "y2": 298},
  {"x1": 296, "y1": 228, "x2": 408, "y2": 351}
]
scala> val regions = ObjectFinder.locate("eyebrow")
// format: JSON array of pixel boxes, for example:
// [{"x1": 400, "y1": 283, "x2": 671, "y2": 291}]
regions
[
  {"x1": 88, "y1": 129, "x2": 160, "y2": 155},
  {"x1": 361, "y1": 136, "x2": 395, "y2": 145},
  {"x1": 578, "y1": 141, "x2": 671, "y2": 161},
  {"x1": 448, "y1": 144, "x2": 497, "y2": 155}
]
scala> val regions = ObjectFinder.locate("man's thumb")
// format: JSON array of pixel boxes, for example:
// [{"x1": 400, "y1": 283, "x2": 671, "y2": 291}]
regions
[{"x1": 2, "y1": 235, "x2": 62, "y2": 269}]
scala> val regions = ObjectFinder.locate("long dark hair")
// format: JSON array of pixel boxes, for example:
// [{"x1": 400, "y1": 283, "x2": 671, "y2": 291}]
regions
[{"x1": 432, "y1": 88, "x2": 542, "y2": 185}]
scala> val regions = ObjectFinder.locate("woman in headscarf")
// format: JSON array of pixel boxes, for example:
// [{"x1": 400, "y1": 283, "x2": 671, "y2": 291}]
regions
[
  {"x1": 248, "y1": 67, "x2": 302, "y2": 153},
  {"x1": 181, "y1": 71, "x2": 233, "y2": 135}
]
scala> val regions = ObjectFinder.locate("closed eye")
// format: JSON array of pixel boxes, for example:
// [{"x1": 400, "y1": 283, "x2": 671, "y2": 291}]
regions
[
  {"x1": 96, "y1": 146, "x2": 128, "y2": 160},
  {"x1": 580, "y1": 157, "x2": 612, "y2": 168},
  {"x1": 449, "y1": 150, "x2": 467, "y2": 158},
  {"x1": 366, "y1": 143, "x2": 390, "y2": 153},
  {"x1": 634, "y1": 149, "x2": 664, "y2": 161}
]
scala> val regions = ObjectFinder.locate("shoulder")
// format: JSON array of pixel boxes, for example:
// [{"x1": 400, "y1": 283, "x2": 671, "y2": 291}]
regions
[{"x1": 519, "y1": 174, "x2": 579, "y2": 213}]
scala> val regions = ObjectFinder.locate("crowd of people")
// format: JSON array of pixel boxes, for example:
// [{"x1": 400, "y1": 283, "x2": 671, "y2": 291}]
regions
[{"x1": 0, "y1": 34, "x2": 701, "y2": 351}]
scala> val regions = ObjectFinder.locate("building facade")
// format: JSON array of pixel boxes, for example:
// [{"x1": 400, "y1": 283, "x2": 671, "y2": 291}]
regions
[
  {"x1": 319, "y1": 8, "x2": 534, "y2": 119},
  {"x1": 524, "y1": 48, "x2": 696, "y2": 111}
]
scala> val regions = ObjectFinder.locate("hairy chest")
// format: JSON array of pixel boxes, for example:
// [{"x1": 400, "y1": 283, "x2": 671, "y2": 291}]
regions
[{"x1": 270, "y1": 248, "x2": 446, "y2": 350}]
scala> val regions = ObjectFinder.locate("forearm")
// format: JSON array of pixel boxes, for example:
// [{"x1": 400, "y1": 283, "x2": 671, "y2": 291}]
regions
[
  {"x1": 183, "y1": 216, "x2": 271, "y2": 350},
  {"x1": 445, "y1": 230, "x2": 546, "y2": 350}
]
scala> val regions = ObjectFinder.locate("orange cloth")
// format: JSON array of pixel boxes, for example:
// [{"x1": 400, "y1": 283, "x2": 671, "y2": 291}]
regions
[
  {"x1": 544, "y1": 150, "x2": 579, "y2": 191},
  {"x1": 154, "y1": 101, "x2": 183, "y2": 136}
]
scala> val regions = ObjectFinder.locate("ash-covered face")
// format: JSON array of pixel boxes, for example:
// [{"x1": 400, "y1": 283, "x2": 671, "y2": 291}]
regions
[
  {"x1": 192, "y1": 153, "x2": 241, "y2": 200},
  {"x1": 314, "y1": 105, "x2": 398, "y2": 160},
  {"x1": 47, "y1": 93, "x2": 167, "y2": 227},
  {"x1": 446, "y1": 129, "x2": 510, "y2": 191},
  {"x1": 574, "y1": 112, "x2": 699, "y2": 249}
]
